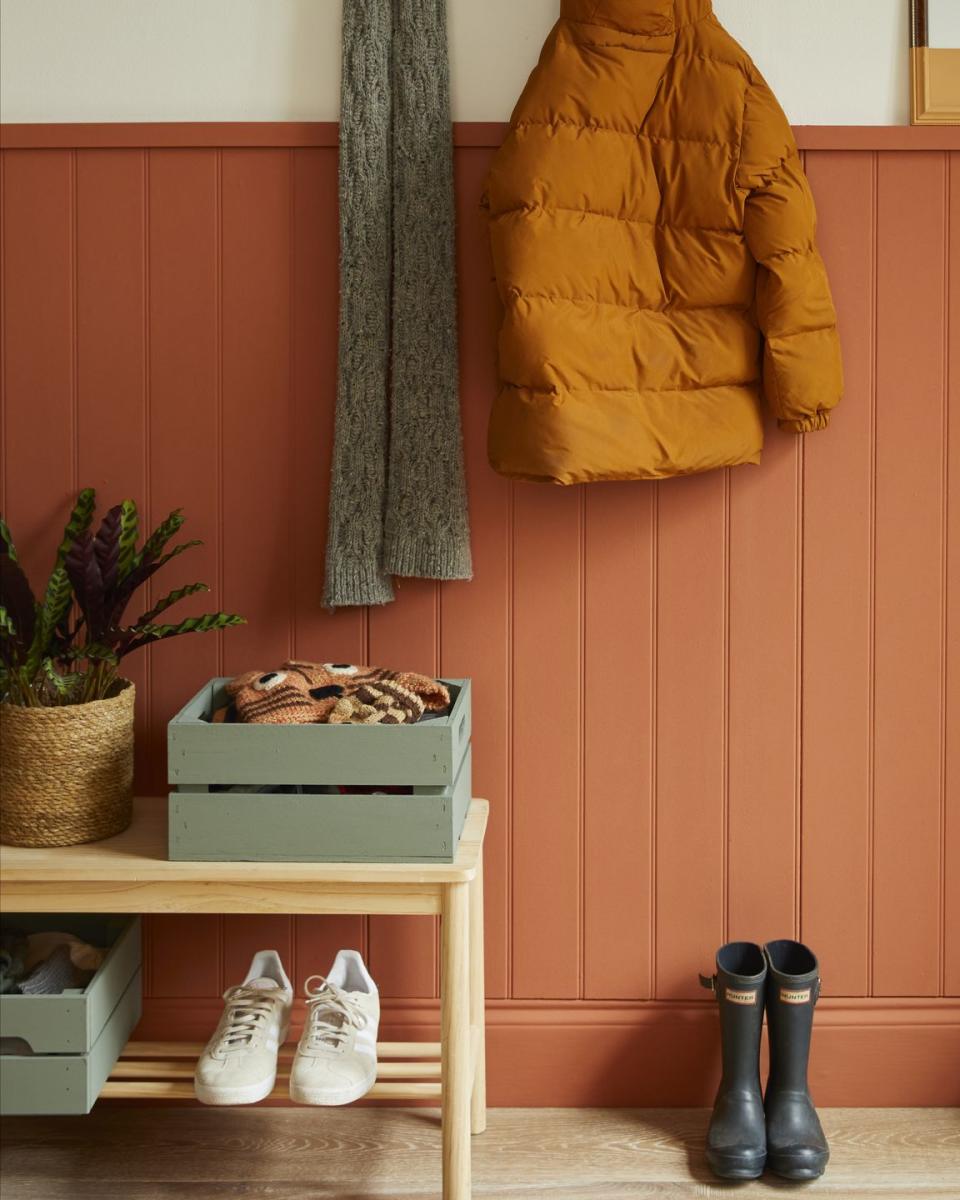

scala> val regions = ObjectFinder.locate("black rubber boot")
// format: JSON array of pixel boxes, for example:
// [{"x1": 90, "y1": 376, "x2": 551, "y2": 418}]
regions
[
  {"x1": 700, "y1": 942, "x2": 767, "y2": 1180},
  {"x1": 763, "y1": 940, "x2": 830, "y2": 1180}
]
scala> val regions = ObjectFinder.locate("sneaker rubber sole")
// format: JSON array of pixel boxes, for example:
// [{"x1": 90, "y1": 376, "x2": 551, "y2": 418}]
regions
[
  {"x1": 289, "y1": 1064, "x2": 377, "y2": 1107},
  {"x1": 194, "y1": 1071, "x2": 278, "y2": 1106}
]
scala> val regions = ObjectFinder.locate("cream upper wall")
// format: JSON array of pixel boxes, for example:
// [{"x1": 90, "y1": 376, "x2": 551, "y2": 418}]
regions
[{"x1": 0, "y1": 0, "x2": 911, "y2": 126}]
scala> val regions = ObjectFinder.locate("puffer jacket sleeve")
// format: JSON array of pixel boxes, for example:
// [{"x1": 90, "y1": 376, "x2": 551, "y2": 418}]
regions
[{"x1": 738, "y1": 80, "x2": 843, "y2": 433}]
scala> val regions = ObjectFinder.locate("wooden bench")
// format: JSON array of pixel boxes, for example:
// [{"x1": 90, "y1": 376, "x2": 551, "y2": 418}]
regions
[{"x1": 0, "y1": 797, "x2": 489, "y2": 1200}]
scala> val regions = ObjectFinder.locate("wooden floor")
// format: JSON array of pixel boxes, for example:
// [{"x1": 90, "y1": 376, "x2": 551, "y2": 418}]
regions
[{"x1": 2, "y1": 1107, "x2": 958, "y2": 1198}]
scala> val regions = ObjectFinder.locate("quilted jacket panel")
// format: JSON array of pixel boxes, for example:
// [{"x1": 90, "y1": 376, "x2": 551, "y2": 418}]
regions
[{"x1": 484, "y1": 0, "x2": 843, "y2": 484}]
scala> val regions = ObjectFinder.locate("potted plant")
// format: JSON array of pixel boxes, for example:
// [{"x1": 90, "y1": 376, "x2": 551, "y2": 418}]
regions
[{"x1": 0, "y1": 489, "x2": 244, "y2": 847}]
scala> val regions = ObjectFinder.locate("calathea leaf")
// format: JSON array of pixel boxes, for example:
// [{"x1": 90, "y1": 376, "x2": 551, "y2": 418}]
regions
[
  {"x1": 0, "y1": 545, "x2": 37, "y2": 654},
  {"x1": 54, "y1": 488, "x2": 96, "y2": 568},
  {"x1": 121, "y1": 610, "x2": 245, "y2": 654},
  {"x1": 139, "y1": 509, "x2": 185, "y2": 566},
  {"x1": 41, "y1": 658, "x2": 81, "y2": 698},
  {"x1": 0, "y1": 606, "x2": 18, "y2": 668},
  {"x1": 26, "y1": 565, "x2": 73, "y2": 676},
  {"x1": 62, "y1": 642, "x2": 119, "y2": 664},
  {"x1": 133, "y1": 582, "x2": 209, "y2": 626},
  {"x1": 93, "y1": 504, "x2": 122, "y2": 595},
  {"x1": 65, "y1": 532, "x2": 106, "y2": 642},
  {"x1": 118, "y1": 539, "x2": 203, "y2": 604},
  {"x1": 0, "y1": 517, "x2": 20, "y2": 563},
  {"x1": 117, "y1": 500, "x2": 139, "y2": 582}
]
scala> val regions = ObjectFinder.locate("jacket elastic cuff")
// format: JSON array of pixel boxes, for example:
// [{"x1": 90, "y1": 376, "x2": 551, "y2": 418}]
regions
[{"x1": 779, "y1": 410, "x2": 830, "y2": 434}]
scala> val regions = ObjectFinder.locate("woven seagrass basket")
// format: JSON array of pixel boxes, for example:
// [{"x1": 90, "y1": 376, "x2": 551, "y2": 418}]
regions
[{"x1": 0, "y1": 680, "x2": 135, "y2": 847}]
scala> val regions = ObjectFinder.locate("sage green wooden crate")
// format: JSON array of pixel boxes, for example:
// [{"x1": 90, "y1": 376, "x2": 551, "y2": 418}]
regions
[
  {"x1": 170, "y1": 745, "x2": 471, "y2": 863},
  {"x1": 169, "y1": 677, "x2": 471, "y2": 787},
  {"x1": 0, "y1": 915, "x2": 142, "y2": 1115},
  {"x1": 0, "y1": 969, "x2": 142, "y2": 1115},
  {"x1": 167, "y1": 677, "x2": 472, "y2": 863}
]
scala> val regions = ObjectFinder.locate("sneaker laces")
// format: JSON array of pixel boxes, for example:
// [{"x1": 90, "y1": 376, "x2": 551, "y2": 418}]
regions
[
  {"x1": 302, "y1": 974, "x2": 368, "y2": 1051},
  {"x1": 215, "y1": 984, "x2": 281, "y2": 1053}
]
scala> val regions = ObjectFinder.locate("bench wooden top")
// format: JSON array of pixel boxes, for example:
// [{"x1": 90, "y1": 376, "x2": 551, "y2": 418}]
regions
[{"x1": 0, "y1": 798, "x2": 488, "y2": 915}]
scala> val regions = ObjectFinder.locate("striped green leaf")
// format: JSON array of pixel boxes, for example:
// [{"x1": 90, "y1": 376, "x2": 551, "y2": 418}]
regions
[
  {"x1": 124, "y1": 610, "x2": 245, "y2": 653},
  {"x1": 117, "y1": 500, "x2": 139, "y2": 581},
  {"x1": 55, "y1": 487, "x2": 96, "y2": 567},
  {"x1": 140, "y1": 508, "x2": 185, "y2": 565},
  {"x1": 134, "y1": 582, "x2": 209, "y2": 626},
  {"x1": 26, "y1": 565, "x2": 74, "y2": 676},
  {"x1": 0, "y1": 518, "x2": 19, "y2": 564}
]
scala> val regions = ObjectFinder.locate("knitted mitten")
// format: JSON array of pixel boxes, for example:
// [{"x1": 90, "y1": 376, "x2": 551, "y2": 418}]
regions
[{"x1": 328, "y1": 678, "x2": 430, "y2": 725}]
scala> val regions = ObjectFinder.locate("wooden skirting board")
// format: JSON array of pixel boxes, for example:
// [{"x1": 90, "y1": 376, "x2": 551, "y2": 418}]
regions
[{"x1": 132, "y1": 996, "x2": 960, "y2": 1109}]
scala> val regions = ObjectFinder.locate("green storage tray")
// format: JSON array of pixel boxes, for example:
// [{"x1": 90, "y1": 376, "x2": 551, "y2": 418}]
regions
[
  {"x1": 170, "y1": 745, "x2": 472, "y2": 863},
  {"x1": 0, "y1": 915, "x2": 140, "y2": 1053},
  {"x1": 168, "y1": 677, "x2": 471, "y2": 788},
  {"x1": 0, "y1": 915, "x2": 142, "y2": 1116},
  {"x1": 0, "y1": 969, "x2": 142, "y2": 1115}
]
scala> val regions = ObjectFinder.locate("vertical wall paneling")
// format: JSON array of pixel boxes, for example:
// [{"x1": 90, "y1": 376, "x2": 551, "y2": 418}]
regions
[
  {"x1": 441, "y1": 147, "x2": 512, "y2": 998},
  {"x1": 74, "y1": 151, "x2": 149, "y2": 787},
  {"x1": 2, "y1": 128, "x2": 959, "y2": 1100},
  {"x1": 873, "y1": 152, "x2": 947, "y2": 996},
  {"x1": 582, "y1": 483, "x2": 656, "y2": 999},
  {"x1": 511, "y1": 483, "x2": 582, "y2": 998},
  {"x1": 800, "y1": 150, "x2": 876, "y2": 996},
  {"x1": 655, "y1": 471, "x2": 727, "y2": 998},
  {"x1": 726, "y1": 429, "x2": 801, "y2": 946},
  {"x1": 219, "y1": 148, "x2": 293, "y2": 676},
  {"x1": 945, "y1": 152, "x2": 960, "y2": 996},
  {"x1": 147, "y1": 915, "x2": 222, "y2": 1000},
  {"x1": 219, "y1": 148, "x2": 295, "y2": 970},
  {"x1": 0, "y1": 151, "x2": 75, "y2": 587}
]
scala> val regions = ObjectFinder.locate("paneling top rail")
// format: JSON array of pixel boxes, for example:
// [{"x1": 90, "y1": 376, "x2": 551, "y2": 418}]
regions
[{"x1": 1, "y1": 122, "x2": 958, "y2": 151}]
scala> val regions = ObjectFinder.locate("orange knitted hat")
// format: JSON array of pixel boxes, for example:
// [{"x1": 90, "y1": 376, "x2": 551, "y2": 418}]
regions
[{"x1": 225, "y1": 662, "x2": 450, "y2": 726}]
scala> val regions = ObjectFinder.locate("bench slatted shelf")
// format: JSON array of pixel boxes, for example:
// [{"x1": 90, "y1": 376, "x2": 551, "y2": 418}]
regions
[{"x1": 0, "y1": 796, "x2": 489, "y2": 1200}]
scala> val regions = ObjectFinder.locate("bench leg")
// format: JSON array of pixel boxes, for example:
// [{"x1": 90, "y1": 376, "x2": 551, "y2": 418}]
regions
[
  {"x1": 469, "y1": 850, "x2": 487, "y2": 1135},
  {"x1": 441, "y1": 880, "x2": 471, "y2": 1200}
]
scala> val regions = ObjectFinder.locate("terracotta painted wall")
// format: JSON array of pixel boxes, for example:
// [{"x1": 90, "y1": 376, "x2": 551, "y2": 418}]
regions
[{"x1": 1, "y1": 123, "x2": 958, "y2": 1106}]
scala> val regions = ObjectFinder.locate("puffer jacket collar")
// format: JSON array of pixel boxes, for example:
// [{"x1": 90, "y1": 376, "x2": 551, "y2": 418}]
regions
[{"x1": 560, "y1": 0, "x2": 713, "y2": 34}]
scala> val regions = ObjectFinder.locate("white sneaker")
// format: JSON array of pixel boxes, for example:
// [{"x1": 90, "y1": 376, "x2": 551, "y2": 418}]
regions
[
  {"x1": 194, "y1": 950, "x2": 293, "y2": 1106},
  {"x1": 289, "y1": 950, "x2": 380, "y2": 1106}
]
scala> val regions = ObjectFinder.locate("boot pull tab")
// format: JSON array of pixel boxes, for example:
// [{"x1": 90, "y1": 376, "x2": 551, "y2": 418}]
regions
[
  {"x1": 699, "y1": 973, "x2": 717, "y2": 994},
  {"x1": 813, "y1": 976, "x2": 822, "y2": 1005}
]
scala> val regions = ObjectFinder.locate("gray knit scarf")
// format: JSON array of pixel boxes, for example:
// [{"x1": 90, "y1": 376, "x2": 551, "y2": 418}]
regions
[{"x1": 323, "y1": 0, "x2": 472, "y2": 609}]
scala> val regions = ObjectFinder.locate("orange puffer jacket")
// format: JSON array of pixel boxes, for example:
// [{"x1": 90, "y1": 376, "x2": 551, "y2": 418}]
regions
[{"x1": 483, "y1": 0, "x2": 843, "y2": 484}]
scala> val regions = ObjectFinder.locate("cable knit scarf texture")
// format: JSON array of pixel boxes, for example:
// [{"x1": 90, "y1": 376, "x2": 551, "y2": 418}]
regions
[{"x1": 323, "y1": 0, "x2": 472, "y2": 609}]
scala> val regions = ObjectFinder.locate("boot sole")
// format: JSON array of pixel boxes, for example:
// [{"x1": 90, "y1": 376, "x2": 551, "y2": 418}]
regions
[
  {"x1": 768, "y1": 1157, "x2": 829, "y2": 1181},
  {"x1": 705, "y1": 1150, "x2": 766, "y2": 1180}
]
